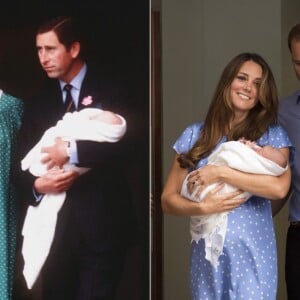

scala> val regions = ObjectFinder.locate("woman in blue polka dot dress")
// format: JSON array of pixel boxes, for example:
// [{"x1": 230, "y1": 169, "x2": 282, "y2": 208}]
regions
[
  {"x1": 0, "y1": 90, "x2": 23, "y2": 300},
  {"x1": 162, "y1": 53, "x2": 292, "y2": 300}
]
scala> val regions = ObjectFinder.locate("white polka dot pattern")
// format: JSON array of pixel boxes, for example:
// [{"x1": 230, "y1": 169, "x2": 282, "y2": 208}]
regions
[
  {"x1": 173, "y1": 122, "x2": 292, "y2": 299},
  {"x1": 0, "y1": 93, "x2": 23, "y2": 300}
]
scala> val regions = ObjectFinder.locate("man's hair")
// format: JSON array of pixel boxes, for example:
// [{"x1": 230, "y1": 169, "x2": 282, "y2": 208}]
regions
[
  {"x1": 288, "y1": 23, "x2": 300, "y2": 51},
  {"x1": 37, "y1": 16, "x2": 83, "y2": 52}
]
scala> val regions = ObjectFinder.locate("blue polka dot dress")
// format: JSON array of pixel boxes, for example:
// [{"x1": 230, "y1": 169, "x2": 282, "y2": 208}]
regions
[
  {"x1": 0, "y1": 92, "x2": 23, "y2": 300},
  {"x1": 174, "y1": 122, "x2": 292, "y2": 300}
]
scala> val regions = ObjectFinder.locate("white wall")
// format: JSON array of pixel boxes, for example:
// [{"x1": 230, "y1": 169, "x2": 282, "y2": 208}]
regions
[{"x1": 162, "y1": 1, "x2": 300, "y2": 299}]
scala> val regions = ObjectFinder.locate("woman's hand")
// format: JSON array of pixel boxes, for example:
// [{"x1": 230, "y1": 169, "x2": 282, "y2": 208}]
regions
[
  {"x1": 197, "y1": 183, "x2": 246, "y2": 215},
  {"x1": 187, "y1": 165, "x2": 223, "y2": 194},
  {"x1": 162, "y1": 155, "x2": 246, "y2": 216}
]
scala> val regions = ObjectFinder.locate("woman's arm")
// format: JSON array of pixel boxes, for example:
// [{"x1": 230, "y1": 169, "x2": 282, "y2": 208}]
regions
[
  {"x1": 188, "y1": 147, "x2": 291, "y2": 201},
  {"x1": 161, "y1": 154, "x2": 246, "y2": 216},
  {"x1": 272, "y1": 187, "x2": 292, "y2": 216}
]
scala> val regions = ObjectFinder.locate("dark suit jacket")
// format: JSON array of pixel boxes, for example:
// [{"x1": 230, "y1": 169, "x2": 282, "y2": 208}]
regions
[{"x1": 14, "y1": 69, "x2": 141, "y2": 293}]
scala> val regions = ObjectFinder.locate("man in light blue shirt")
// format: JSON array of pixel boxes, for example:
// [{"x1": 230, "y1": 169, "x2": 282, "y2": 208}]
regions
[{"x1": 278, "y1": 22, "x2": 300, "y2": 300}]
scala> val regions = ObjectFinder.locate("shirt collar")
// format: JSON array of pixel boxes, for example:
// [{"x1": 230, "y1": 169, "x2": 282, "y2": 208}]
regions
[{"x1": 59, "y1": 63, "x2": 87, "y2": 91}]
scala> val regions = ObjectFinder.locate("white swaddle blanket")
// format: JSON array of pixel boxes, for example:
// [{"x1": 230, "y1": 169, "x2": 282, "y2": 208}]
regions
[
  {"x1": 180, "y1": 141, "x2": 287, "y2": 268},
  {"x1": 21, "y1": 108, "x2": 126, "y2": 289}
]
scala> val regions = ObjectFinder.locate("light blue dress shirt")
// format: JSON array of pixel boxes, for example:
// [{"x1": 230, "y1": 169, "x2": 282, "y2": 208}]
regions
[
  {"x1": 60, "y1": 63, "x2": 87, "y2": 108},
  {"x1": 278, "y1": 90, "x2": 300, "y2": 221},
  {"x1": 59, "y1": 63, "x2": 87, "y2": 164}
]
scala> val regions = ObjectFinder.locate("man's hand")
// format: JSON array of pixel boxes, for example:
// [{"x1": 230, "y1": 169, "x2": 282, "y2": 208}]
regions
[
  {"x1": 34, "y1": 169, "x2": 79, "y2": 194},
  {"x1": 41, "y1": 137, "x2": 69, "y2": 169}
]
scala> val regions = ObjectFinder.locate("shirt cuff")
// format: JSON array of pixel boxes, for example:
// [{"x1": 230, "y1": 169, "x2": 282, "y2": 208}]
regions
[
  {"x1": 68, "y1": 140, "x2": 79, "y2": 164},
  {"x1": 33, "y1": 187, "x2": 44, "y2": 202}
]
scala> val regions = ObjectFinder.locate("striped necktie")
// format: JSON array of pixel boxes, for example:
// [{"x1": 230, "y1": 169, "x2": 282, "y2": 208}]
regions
[{"x1": 63, "y1": 84, "x2": 75, "y2": 112}]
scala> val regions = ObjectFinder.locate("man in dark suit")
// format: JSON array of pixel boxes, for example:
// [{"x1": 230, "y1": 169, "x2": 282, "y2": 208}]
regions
[{"x1": 14, "y1": 16, "x2": 140, "y2": 300}]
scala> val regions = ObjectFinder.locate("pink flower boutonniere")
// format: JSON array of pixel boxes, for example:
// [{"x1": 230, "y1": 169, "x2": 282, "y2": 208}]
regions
[{"x1": 81, "y1": 96, "x2": 93, "y2": 106}]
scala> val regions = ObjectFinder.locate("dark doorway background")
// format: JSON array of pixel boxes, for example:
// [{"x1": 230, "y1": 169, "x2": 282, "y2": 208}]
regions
[
  {"x1": 0, "y1": 0, "x2": 149, "y2": 101},
  {"x1": 1, "y1": 1, "x2": 149, "y2": 299}
]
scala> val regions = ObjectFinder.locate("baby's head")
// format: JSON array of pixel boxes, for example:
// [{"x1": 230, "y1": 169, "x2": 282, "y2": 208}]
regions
[
  {"x1": 256, "y1": 145, "x2": 287, "y2": 168},
  {"x1": 88, "y1": 109, "x2": 122, "y2": 125}
]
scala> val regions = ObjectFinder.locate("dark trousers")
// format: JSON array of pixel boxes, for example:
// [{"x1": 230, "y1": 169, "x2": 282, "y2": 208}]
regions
[
  {"x1": 286, "y1": 224, "x2": 300, "y2": 300},
  {"x1": 13, "y1": 246, "x2": 126, "y2": 300}
]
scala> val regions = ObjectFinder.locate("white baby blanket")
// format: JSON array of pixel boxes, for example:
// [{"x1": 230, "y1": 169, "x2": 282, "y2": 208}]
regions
[
  {"x1": 21, "y1": 108, "x2": 126, "y2": 289},
  {"x1": 181, "y1": 141, "x2": 287, "y2": 268}
]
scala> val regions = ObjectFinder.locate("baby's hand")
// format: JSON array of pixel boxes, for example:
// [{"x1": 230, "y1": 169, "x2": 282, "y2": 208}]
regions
[{"x1": 239, "y1": 138, "x2": 259, "y2": 149}]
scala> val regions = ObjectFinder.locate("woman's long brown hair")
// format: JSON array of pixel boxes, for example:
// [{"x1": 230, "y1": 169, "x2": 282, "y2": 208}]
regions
[{"x1": 178, "y1": 53, "x2": 278, "y2": 169}]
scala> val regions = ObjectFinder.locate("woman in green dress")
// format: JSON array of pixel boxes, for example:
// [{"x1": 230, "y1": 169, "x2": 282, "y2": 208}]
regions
[{"x1": 0, "y1": 90, "x2": 23, "y2": 300}]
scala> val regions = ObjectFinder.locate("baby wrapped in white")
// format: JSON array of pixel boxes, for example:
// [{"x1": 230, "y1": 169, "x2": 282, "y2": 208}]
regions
[
  {"x1": 21, "y1": 108, "x2": 126, "y2": 289},
  {"x1": 181, "y1": 141, "x2": 287, "y2": 268}
]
